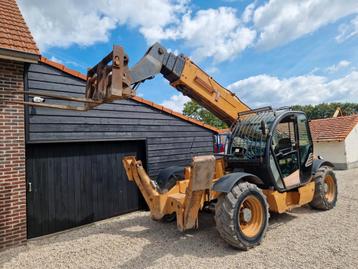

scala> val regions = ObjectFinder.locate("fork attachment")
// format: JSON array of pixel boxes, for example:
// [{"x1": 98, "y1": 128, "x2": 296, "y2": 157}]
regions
[{"x1": 85, "y1": 45, "x2": 135, "y2": 109}]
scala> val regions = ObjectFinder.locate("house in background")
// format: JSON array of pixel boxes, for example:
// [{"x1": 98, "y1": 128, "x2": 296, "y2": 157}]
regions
[{"x1": 310, "y1": 115, "x2": 358, "y2": 170}]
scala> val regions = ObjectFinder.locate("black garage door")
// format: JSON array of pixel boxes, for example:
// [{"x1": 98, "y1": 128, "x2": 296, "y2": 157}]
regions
[{"x1": 26, "y1": 140, "x2": 146, "y2": 238}]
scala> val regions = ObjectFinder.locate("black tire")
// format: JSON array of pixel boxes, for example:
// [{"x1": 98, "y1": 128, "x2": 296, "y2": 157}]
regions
[
  {"x1": 309, "y1": 166, "x2": 338, "y2": 210},
  {"x1": 215, "y1": 182, "x2": 269, "y2": 250}
]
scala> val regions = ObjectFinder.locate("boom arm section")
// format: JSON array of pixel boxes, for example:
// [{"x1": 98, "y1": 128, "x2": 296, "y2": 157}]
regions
[
  {"x1": 7, "y1": 43, "x2": 248, "y2": 123},
  {"x1": 128, "y1": 43, "x2": 249, "y2": 125}
]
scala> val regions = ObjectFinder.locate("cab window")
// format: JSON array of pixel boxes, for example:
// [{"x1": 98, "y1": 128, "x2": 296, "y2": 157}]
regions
[{"x1": 297, "y1": 114, "x2": 313, "y2": 181}]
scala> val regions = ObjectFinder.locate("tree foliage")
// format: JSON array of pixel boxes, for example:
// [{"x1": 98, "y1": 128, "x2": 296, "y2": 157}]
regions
[
  {"x1": 292, "y1": 103, "x2": 358, "y2": 120},
  {"x1": 183, "y1": 100, "x2": 358, "y2": 128},
  {"x1": 183, "y1": 101, "x2": 228, "y2": 129}
]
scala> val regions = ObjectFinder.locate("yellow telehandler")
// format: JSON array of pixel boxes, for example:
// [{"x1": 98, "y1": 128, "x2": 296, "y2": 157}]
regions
[{"x1": 18, "y1": 43, "x2": 338, "y2": 250}]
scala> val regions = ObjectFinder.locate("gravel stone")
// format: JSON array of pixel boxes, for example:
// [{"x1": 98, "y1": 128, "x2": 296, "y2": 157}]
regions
[{"x1": 1, "y1": 168, "x2": 357, "y2": 269}]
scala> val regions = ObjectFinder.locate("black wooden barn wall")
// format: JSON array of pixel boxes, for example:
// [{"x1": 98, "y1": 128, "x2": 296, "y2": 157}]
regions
[
  {"x1": 26, "y1": 140, "x2": 147, "y2": 238},
  {"x1": 25, "y1": 63, "x2": 215, "y2": 179}
]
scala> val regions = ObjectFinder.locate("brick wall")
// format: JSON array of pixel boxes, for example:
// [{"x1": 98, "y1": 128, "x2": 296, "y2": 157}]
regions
[{"x1": 0, "y1": 59, "x2": 26, "y2": 249}]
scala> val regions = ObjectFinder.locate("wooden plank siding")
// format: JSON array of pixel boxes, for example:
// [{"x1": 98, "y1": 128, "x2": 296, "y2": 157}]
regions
[
  {"x1": 26, "y1": 141, "x2": 147, "y2": 238},
  {"x1": 25, "y1": 63, "x2": 215, "y2": 178}
]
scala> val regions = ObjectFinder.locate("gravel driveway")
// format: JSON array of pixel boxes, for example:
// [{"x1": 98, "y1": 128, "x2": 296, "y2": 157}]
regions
[{"x1": 1, "y1": 168, "x2": 357, "y2": 269}]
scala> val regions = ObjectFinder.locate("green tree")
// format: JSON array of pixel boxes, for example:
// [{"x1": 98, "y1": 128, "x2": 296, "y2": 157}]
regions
[
  {"x1": 292, "y1": 102, "x2": 358, "y2": 120},
  {"x1": 183, "y1": 101, "x2": 228, "y2": 129}
]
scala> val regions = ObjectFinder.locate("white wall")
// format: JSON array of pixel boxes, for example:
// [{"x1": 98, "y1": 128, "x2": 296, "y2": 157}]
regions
[
  {"x1": 313, "y1": 141, "x2": 346, "y2": 166},
  {"x1": 345, "y1": 124, "x2": 358, "y2": 167}
]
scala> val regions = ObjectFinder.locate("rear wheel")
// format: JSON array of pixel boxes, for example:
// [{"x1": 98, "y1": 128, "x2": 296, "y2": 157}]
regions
[
  {"x1": 215, "y1": 182, "x2": 269, "y2": 250},
  {"x1": 310, "y1": 166, "x2": 338, "y2": 210}
]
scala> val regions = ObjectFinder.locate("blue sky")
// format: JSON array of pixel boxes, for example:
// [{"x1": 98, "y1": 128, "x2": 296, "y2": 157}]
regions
[{"x1": 19, "y1": 0, "x2": 358, "y2": 111}]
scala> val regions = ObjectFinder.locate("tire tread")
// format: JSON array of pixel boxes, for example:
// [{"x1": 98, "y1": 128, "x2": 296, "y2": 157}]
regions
[
  {"x1": 309, "y1": 166, "x2": 338, "y2": 210},
  {"x1": 215, "y1": 182, "x2": 269, "y2": 250}
]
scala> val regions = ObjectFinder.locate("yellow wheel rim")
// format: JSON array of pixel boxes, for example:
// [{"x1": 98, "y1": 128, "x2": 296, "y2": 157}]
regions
[
  {"x1": 324, "y1": 175, "x2": 336, "y2": 202},
  {"x1": 238, "y1": 195, "x2": 264, "y2": 238}
]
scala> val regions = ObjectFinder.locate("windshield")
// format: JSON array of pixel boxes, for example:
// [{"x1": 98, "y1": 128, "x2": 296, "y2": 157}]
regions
[{"x1": 230, "y1": 112, "x2": 276, "y2": 160}]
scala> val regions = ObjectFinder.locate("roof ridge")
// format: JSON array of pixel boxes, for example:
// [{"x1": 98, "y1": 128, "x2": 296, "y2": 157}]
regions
[{"x1": 39, "y1": 57, "x2": 220, "y2": 133}]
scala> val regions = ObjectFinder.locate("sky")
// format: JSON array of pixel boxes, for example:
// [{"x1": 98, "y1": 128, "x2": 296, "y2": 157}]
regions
[{"x1": 18, "y1": 0, "x2": 358, "y2": 112}]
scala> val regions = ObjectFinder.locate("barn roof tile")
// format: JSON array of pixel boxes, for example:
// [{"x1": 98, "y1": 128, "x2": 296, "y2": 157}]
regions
[
  {"x1": 309, "y1": 115, "x2": 358, "y2": 142},
  {"x1": 0, "y1": 0, "x2": 39, "y2": 55}
]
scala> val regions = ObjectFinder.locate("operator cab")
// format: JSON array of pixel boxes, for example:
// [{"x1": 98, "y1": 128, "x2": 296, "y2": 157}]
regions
[{"x1": 227, "y1": 107, "x2": 314, "y2": 192}]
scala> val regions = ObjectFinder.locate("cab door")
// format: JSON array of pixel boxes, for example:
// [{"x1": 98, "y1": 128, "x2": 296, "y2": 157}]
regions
[
  {"x1": 271, "y1": 114, "x2": 300, "y2": 188},
  {"x1": 270, "y1": 112, "x2": 313, "y2": 190},
  {"x1": 296, "y1": 113, "x2": 313, "y2": 183}
]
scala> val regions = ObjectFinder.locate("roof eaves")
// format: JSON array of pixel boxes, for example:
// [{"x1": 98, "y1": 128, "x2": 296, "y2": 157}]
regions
[
  {"x1": 313, "y1": 139, "x2": 344, "y2": 142},
  {"x1": 0, "y1": 47, "x2": 39, "y2": 63}
]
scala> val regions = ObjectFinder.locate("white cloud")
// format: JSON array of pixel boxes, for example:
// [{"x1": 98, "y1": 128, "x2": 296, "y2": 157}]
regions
[
  {"x1": 336, "y1": 15, "x2": 358, "y2": 43},
  {"x1": 206, "y1": 66, "x2": 219, "y2": 74},
  {"x1": 160, "y1": 93, "x2": 190, "y2": 112},
  {"x1": 18, "y1": 0, "x2": 114, "y2": 51},
  {"x1": 326, "y1": 60, "x2": 351, "y2": 73},
  {"x1": 18, "y1": 0, "x2": 188, "y2": 52},
  {"x1": 143, "y1": 7, "x2": 257, "y2": 62},
  {"x1": 49, "y1": 56, "x2": 63, "y2": 64},
  {"x1": 161, "y1": 69, "x2": 358, "y2": 113},
  {"x1": 167, "y1": 48, "x2": 180, "y2": 55},
  {"x1": 227, "y1": 71, "x2": 358, "y2": 107},
  {"x1": 102, "y1": 0, "x2": 189, "y2": 44},
  {"x1": 253, "y1": 0, "x2": 358, "y2": 50},
  {"x1": 241, "y1": 2, "x2": 256, "y2": 24},
  {"x1": 179, "y1": 7, "x2": 256, "y2": 62},
  {"x1": 309, "y1": 67, "x2": 320, "y2": 75},
  {"x1": 19, "y1": 1, "x2": 255, "y2": 62},
  {"x1": 18, "y1": 0, "x2": 358, "y2": 63}
]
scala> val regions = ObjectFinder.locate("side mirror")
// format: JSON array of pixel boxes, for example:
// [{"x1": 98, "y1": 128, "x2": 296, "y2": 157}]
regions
[{"x1": 260, "y1": 120, "x2": 268, "y2": 135}]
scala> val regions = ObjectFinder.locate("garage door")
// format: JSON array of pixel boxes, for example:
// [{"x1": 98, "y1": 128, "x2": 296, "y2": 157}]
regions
[{"x1": 26, "y1": 140, "x2": 146, "y2": 238}]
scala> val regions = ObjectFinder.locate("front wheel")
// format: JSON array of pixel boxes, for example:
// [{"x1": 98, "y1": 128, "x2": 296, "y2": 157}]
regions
[
  {"x1": 215, "y1": 182, "x2": 269, "y2": 250},
  {"x1": 310, "y1": 166, "x2": 338, "y2": 210}
]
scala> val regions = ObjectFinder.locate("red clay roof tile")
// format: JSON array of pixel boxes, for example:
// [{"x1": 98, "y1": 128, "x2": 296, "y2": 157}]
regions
[
  {"x1": 309, "y1": 115, "x2": 358, "y2": 142},
  {"x1": 40, "y1": 56, "x2": 87, "y2": 80},
  {"x1": 0, "y1": 0, "x2": 39, "y2": 55}
]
